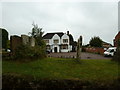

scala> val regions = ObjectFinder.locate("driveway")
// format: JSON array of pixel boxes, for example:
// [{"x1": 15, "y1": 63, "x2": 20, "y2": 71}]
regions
[{"x1": 47, "y1": 52, "x2": 112, "y2": 60}]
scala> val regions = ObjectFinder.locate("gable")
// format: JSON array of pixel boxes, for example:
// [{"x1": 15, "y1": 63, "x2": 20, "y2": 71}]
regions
[
  {"x1": 61, "y1": 34, "x2": 69, "y2": 39},
  {"x1": 52, "y1": 34, "x2": 60, "y2": 39}
]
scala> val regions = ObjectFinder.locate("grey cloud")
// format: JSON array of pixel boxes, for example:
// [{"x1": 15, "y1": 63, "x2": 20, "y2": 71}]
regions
[{"x1": 2, "y1": 2, "x2": 118, "y2": 45}]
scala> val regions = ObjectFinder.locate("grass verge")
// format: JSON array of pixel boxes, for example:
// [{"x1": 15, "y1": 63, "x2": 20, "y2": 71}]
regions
[{"x1": 2, "y1": 58, "x2": 119, "y2": 81}]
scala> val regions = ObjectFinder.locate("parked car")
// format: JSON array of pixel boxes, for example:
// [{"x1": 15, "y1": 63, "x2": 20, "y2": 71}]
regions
[
  {"x1": 7, "y1": 49, "x2": 11, "y2": 52},
  {"x1": 104, "y1": 47, "x2": 117, "y2": 57}
]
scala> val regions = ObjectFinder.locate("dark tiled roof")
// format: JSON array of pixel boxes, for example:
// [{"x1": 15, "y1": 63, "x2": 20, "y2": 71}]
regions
[{"x1": 43, "y1": 32, "x2": 64, "y2": 39}]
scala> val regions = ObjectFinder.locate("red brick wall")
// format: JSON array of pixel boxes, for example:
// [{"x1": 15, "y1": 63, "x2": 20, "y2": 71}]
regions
[
  {"x1": 114, "y1": 32, "x2": 120, "y2": 47},
  {"x1": 85, "y1": 47, "x2": 105, "y2": 54}
]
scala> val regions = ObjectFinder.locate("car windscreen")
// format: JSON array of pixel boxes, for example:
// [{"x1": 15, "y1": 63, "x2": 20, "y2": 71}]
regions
[{"x1": 106, "y1": 49, "x2": 114, "y2": 52}]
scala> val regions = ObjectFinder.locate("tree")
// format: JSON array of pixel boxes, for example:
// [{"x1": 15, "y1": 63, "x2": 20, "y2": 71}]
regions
[
  {"x1": 68, "y1": 34, "x2": 76, "y2": 52},
  {"x1": 12, "y1": 23, "x2": 46, "y2": 60},
  {"x1": 1, "y1": 28, "x2": 8, "y2": 51},
  {"x1": 89, "y1": 36, "x2": 102, "y2": 47},
  {"x1": 68, "y1": 34, "x2": 74, "y2": 45},
  {"x1": 29, "y1": 23, "x2": 45, "y2": 46}
]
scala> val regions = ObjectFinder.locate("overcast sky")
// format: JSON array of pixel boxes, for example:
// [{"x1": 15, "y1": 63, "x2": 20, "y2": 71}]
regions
[{"x1": 1, "y1": 1, "x2": 119, "y2": 45}]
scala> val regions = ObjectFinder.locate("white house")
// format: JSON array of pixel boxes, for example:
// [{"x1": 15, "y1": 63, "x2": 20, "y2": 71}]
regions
[{"x1": 43, "y1": 31, "x2": 72, "y2": 53}]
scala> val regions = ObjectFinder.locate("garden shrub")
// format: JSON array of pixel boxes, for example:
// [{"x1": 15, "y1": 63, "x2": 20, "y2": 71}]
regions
[
  {"x1": 2, "y1": 52, "x2": 11, "y2": 60},
  {"x1": 13, "y1": 44, "x2": 46, "y2": 60}
]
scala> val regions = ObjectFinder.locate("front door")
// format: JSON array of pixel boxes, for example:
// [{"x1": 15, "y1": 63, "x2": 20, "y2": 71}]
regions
[{"x1": 54, "y1": 47, "x2": 57, "y2": 53}]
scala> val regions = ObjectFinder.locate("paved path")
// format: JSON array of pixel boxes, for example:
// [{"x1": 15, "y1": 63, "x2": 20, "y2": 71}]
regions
[{"x1": 47, "y1": 52, "x2": 112, "y2": 60}]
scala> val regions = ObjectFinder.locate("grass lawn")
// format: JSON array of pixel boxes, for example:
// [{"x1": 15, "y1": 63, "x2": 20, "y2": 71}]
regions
[{"x1": 2, "y1": 58, "x2": 119, "y2": 81}]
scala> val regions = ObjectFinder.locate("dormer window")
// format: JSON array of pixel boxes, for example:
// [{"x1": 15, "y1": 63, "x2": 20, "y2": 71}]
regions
[
  {"x1": 63, "y1": 39, "x2": 68, "y2": 43},
  {"x1": 54, "y1": 39, "x2": 59, "y2": 44}
]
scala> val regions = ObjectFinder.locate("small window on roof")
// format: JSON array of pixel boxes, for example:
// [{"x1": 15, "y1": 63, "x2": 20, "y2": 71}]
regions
[
  {"x1": 54, "y1": 39, "x2": 59, "y2": 44},
  {"x1": 63, "y1": 39, "x2": 68, "y2": 43}
]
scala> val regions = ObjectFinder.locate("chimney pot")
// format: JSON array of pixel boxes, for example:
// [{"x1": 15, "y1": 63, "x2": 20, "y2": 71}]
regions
[{"x1": 67, "y1": 31, "x2": 69, "y2": 35}]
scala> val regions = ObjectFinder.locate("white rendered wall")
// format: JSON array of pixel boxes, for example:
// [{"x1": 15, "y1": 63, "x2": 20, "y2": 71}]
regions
[
  {"x1": 49, "y1": 39, "x2": 52, "y2": 45},
  {"x1": 61, "y1": 34, "x2": 69, "y2": 44},
  {"x1": 52, "y1": 34, "x2": 60, "y2": 45},
  {"x1": 44, "y1": 33, "x2": 72, "y2": 53},
  {"x1": 61, "y1": 49, "x2": 69, "y2": 52},
  {"x1": 51, "y1": 34, "x2": 60, "y2": 52}
]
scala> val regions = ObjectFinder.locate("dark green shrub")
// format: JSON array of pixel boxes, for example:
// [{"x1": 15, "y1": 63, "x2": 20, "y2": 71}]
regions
[
  {"x1": 1, "y1": 28, "x2": 9, "y2": 51},
  {"x1": 14, "y1": 45, "x2": 33, "y2": 59},
  {"x1": 13, "y1": 44, "x2": 46, "y2": 60},
  {"x1": 32, "y1": 45, "x2": 46, "y2": 59},
  {"x1": 89, "y1": 36, "x2": 103, "y2": 47},
  {"x1": 2, "y1": 52, "x2": 11, "y2": 60}
]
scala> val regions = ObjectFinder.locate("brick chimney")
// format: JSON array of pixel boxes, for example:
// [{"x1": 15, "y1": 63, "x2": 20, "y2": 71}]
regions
[{"x1": 67, "y1": 31, "x2": 69, "y2": 35}]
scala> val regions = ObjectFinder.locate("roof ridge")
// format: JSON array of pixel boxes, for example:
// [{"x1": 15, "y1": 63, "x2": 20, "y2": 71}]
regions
[
  {"x1": 43, "y1": 32, "x2": 65, "y2": 39},
  {"x1": 47, "y1": 32, "x2": 64, "y2": 34}
]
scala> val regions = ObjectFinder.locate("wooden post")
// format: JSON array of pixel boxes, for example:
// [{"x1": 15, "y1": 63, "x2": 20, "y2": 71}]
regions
[
  {"x1": 76, "y1": 36, "x2": 82, "y2": 62},
  {"x1": 79, "y1": 36, "x2": 82, "y2": 59},
  {"x1": 76, "y1": 38, "x2": 80, "y2": 61}
]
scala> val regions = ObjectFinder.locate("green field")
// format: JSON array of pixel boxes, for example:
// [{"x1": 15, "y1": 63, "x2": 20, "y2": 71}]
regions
[{"x1": 2, "y1": 58, "x2": 119, "y2": 81}]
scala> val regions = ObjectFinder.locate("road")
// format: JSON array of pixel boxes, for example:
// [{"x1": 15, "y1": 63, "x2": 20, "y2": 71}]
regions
[{"x1": 47, "y1": 52, "x2": 112, "y2": 60}]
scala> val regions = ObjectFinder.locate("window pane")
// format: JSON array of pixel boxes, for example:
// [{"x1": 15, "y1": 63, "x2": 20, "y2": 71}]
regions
[
  {"x1": 63, "y1": 39, "x2": 68, "y2": 43},
  {"x1": 54, "y1": 39, "x2": 59, "y2": 44},
  {"x1": 61, "y1": 45, "x2": 68, "y2": 49}
]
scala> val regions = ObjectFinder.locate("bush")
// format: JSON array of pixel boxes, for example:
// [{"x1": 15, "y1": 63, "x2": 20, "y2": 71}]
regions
[
  {"x1": 89, "y1": 36, "x2": 102, "y2": 47},
  {"x1": 13, "y1": 44, "x2": 46, "y2": 60},
  {"x1": 2, "y1": 52, "x2": 11, "y2": 60},
  {"x1": 1, "y1": 28, "x2": 9, "y2": 51}
]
